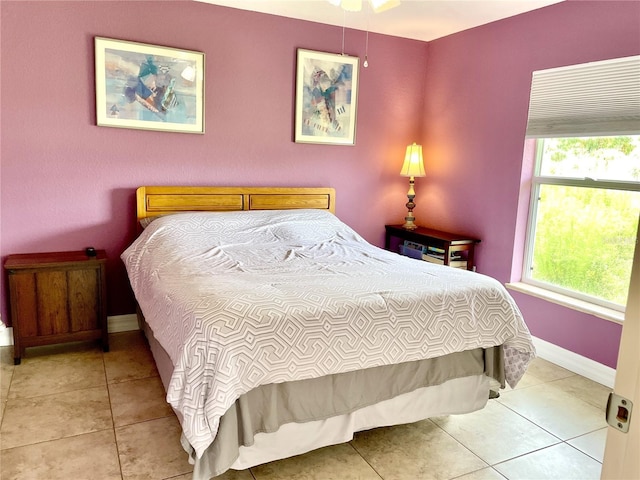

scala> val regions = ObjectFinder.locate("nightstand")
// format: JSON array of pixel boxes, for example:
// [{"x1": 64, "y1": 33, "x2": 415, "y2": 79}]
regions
[
  {"x1": 385, "y1": 225, "x2": 480, "y2": 271},
  {"x1": 4, "y1": 250, "x2": 109, "y2": 364}
]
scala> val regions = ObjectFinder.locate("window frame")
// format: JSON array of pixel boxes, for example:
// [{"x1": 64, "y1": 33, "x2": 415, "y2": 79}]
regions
[{"x1": 522, "y1": 138, "x2": 640, "y2": 313}]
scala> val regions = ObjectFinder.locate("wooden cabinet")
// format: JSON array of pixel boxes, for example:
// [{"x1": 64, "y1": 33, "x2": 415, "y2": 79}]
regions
[
  {"x1": 385, "y1": 225, "x2": 480, "y2": 271},
  {"x1": 4, "y1": 251, "x2": 109, "y2": 364}
]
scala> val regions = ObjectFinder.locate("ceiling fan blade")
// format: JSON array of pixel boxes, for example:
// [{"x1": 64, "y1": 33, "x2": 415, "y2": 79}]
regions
[
  {"x1": 371, "y1": 0, "x2": 400, "y2": 13},
  {"x1": 327, "y1": 0, "x2": 400, "y2": 13}
]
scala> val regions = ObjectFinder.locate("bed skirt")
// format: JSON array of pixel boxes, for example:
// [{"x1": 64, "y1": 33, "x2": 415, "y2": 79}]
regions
[{"x1": 140, "y1": 313, "x2": 504, "y2": 479}]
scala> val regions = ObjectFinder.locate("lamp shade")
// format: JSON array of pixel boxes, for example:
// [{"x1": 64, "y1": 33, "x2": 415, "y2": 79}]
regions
[{"x1": 399, "y1": 143, "x2": 425, "y2": 177}]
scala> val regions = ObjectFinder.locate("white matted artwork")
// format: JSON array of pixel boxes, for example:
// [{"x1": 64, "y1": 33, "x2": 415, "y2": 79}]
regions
[
  {"x1": 95, "y1": 37, "x2": 205, "y2": 134},
  {"x1": 294, "y1": 49, "x2": 359, "y2": 145}
]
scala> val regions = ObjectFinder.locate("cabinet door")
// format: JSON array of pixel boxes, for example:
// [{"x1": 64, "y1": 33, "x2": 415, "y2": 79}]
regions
[
  {"x1": 36, "y1": 270, "x2": 69, "y2": 335},
  {"x1": 8, "y1": 273, "x2": 39, "y2": 337},
  {"x1": 9, "y1": 267, "x2": 100, "y2": 337},
  {"x1": 68, "y1": 267, "x2": 99, "y2": 332}
]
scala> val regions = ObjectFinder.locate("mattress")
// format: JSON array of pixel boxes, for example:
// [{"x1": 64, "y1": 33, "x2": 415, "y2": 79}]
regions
[{"x1": 122, "y1": 209, "x2": 535, "y2": 465}]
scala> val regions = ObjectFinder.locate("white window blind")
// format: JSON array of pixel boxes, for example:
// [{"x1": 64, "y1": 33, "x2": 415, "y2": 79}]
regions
[{"x1": 526, "y1": 55, "x2": 640, "y2": 138}]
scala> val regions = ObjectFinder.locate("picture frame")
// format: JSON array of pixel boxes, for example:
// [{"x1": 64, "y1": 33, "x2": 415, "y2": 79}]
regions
[
  {"x1": 294, "y1": 49, "x2": 359, "y2": 145},
  {"x1": 95, "y1": 37, "x2": 205, "y2": 134}
]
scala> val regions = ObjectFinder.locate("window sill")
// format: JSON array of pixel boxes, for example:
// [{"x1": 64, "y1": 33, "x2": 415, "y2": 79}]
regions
[{"x1": 505, "y1": 282, "x2": 624, "y2": 325}]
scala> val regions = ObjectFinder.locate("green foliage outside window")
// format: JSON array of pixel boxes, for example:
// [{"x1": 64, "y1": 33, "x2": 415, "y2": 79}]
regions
[{"x1": 529, "y1": 136, "x2": 640, "y2": 307}]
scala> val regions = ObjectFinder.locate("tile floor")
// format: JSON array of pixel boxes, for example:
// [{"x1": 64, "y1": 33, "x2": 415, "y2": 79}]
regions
[{"x1": 0, "y1": 331, "x2": 611, "y2": 480}]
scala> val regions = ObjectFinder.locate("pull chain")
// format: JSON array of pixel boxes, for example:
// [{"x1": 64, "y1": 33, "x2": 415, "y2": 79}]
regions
[
  {"x1": 364, "y1": 30, "x2": 369, "y2": 67},
  {"x1": 341, "y1": 9, "x2": 346, "y2": 55},
  {"x1": 364, "y1": 4, "x2": 370, "y2": 67}
]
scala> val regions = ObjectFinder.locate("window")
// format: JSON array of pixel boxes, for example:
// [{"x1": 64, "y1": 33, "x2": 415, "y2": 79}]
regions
[
  {"x1": 521, "y1": 56, "x2": 640, "y2": 313},
  {"x1": 523, "y1": 136, "x2": 640, "y2": 311}
]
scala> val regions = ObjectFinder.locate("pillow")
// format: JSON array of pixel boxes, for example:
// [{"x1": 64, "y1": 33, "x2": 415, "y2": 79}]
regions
[
  {"x1": 139, "y1": 216, "x2": 159, "y2": 229},
  {"x1": 139, "y1": 212, "x2": 194, "y2": 229}
]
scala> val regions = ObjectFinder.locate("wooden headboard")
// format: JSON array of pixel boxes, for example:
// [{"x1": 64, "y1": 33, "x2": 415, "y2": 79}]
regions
[{"x1": 136, "y1": 186, "x2": 336, "y2": 222}]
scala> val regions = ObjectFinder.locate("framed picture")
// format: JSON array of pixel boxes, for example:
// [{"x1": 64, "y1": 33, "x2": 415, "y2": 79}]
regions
[
  {"x1": 95, "y1": 37, "x2": 205, "y2": 134},
  {"x1": 295, "y1": 49, "x2": 359, "y2": 145}
]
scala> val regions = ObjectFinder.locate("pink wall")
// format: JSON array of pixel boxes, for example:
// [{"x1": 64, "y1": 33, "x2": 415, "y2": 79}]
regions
[
  {"x1": 1, "y1": 1, "x2": 637, "y2": 369},
  {"x1": 419, "y1": 0, "x2": 640, "y2": 367},
  {"x1": 0, "y1": 1, "x2": 427, "y2": 320}
]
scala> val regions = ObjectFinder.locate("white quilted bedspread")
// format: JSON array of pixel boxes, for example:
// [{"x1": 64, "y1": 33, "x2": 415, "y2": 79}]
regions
[{"x1": 122, "y1": 209, "x2": 535, "y2": 458}]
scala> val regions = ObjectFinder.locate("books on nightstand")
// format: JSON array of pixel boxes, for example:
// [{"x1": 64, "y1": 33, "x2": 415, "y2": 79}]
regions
[
  {"x1": 400, "y1": 241, "x2": 468, "y2": 269},
  {"x1": 399, "y1": 241, "x2": 426, "y2": 260},
  {"x1": 422, "y1": 255, "x2": 468, "y2": 269}
]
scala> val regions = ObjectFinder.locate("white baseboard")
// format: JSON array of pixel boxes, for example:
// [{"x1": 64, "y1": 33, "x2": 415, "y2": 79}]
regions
[
  {"x1": 107, "y1": 314, "x2": 139, "y2": 333},
  {"x1": 0, "y1": 323, "x2": 12, "y2": 346},
  {"x1": 532, "y1": 336, "x2": 616, "y2": 388},
  {"x1": 0, "y1": 314, "x2": 140, "y2": 347}
]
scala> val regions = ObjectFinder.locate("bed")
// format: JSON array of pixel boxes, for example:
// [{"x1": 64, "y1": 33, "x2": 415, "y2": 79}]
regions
[{"x1": 122, "y1": 186, "x2": 535, "y2": 480}]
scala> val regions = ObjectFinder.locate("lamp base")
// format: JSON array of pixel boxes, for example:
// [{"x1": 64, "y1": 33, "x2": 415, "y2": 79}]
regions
[
  {"x1": 403, "y1": 188, "x2": 418, "y2": 230},
  {"x1": 402, "y1": 217, "x2": 418, "y2": 230}
]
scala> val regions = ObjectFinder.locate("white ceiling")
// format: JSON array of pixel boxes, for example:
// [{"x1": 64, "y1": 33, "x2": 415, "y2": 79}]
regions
[{"x1": 194, "y1": 0, "x2": 564, "y2": 42}]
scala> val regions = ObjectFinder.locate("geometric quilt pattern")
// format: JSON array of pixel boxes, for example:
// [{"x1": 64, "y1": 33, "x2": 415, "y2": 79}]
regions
[{"x1": 122, "y1": 209, "x2": 535, "y2": 458}]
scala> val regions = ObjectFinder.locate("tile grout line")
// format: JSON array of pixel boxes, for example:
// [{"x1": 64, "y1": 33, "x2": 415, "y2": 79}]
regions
[
  {"x1": 0, "y1": 427, "x2": 116, "y2": 453},
  {"x1": 347, "y1": 439, "x2": 385, "y2": 480},
  {"x1": 0, "y1": 341, "x2": 607, "y2": 479},
  {"x1": 102, "y1": 349, "x2": 126, "y2": 480},
  {"x1": 497, "y1": 381, "x2": 608, "y2": 444},
  {"x1": 428, "y1": 416, "x2": 493, "y2": 478},
  {"x1": 492, "y1": 374, "x2": 607, "y2": 471}
]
